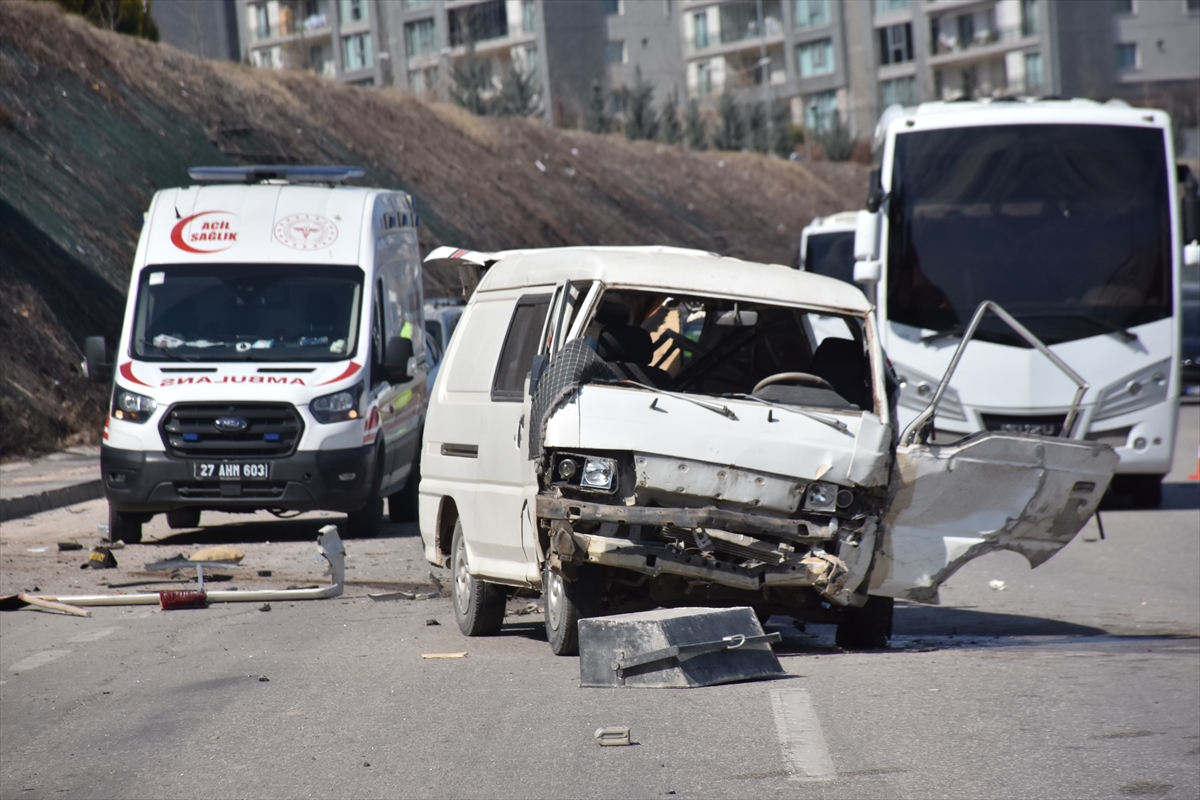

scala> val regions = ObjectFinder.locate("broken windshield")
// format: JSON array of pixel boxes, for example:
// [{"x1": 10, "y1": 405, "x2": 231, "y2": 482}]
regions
[
  {"x1": 886, "y1": 124, "x2": 1172, "y2": 346},
  {"x1": 131, "y1": 264, "x2": 363, "y2": 362},
  {"x1": 582, "y1": 289, "x2": 874, "y2": 412}
]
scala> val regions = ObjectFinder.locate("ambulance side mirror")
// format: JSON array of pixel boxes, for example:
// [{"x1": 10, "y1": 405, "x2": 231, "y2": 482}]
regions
[
  {"x1": 83, "y1": 336, "x2": 111, "y2": 383},
  {"x1": 383, "y1": 336, "x2": 413, "y2": 383}
]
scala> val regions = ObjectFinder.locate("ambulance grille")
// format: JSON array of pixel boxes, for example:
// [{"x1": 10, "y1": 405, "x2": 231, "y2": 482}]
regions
[{"x1": 161, "y1": 403, "x2": 303, "y2": 457}]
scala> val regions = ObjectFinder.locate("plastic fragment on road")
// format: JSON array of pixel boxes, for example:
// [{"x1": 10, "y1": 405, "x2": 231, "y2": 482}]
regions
[
  {"x1": 595, "y1": 727, "x2": 632, "y2": 747},
  {"x1": 421, "y1": 652, "x2": 467, "y2": 659},
  {"x1": 989, "y1": 580, "x2": 1006, "y2": 591},
  {"x1": 189, "y1": 546, "x2": 245, "y2": 563}
]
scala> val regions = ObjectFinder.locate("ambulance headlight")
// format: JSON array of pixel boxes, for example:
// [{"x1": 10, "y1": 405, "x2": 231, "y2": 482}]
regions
[
  {"x1": 310, "y1": 383, "x2": 363, "y2": 424},
  {"x1": 112, "y1": 388, "x2": 157, "y2": 423}
]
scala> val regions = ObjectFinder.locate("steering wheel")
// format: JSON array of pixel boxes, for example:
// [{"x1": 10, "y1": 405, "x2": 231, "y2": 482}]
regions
[{"x1": 752, "y1": 372, "x2": 834, "y2": 394}]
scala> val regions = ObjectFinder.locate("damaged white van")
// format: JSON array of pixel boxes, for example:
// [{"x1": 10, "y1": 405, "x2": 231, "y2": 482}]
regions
[
  {"x1": 86, "y1": 166, "x2": 428, "y2": 543},
  {"x1": 419, "y1": 246, "x2": 1118, "y2": 654}
]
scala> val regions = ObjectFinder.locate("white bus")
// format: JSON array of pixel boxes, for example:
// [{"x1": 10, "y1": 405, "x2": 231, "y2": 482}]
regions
[{"x1": 852, "y1": 98, "x2": 1200, "y2": 507}]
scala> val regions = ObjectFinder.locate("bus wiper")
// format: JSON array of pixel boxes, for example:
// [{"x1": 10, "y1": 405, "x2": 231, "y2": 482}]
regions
[
  {"x1": 920, "y1": 324, "x2": 968, "y2": 344},
  {"x1": 1017, "y1": 312, "x2": 1140, "y2": 344}
]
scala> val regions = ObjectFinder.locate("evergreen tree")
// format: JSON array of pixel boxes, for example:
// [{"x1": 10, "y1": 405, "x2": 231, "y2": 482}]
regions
[
  {"x1": 816, "y1": 112, "x2": 854, "y2": 161},
  {"x1": 771, "y1": 99, "x2": 793, "y2": 157},
  {"x1": 659, "y1": 89, "x2": 682, "y2": 145},
  {"x1": 497, "y1": 65, "x2": 539, "y2": 117},
  {"x1": 623, "y1": 69, "x2": 658, "y2": 141},
  {"x1": 684, "y1": 98, "x2": 707, "y2": 150},
  {"x1": 49, "y1": 0, "x2": 159, "y2": 41},
  {"x1": 747, "y1": 102, "x2": 768, "y2": 154},
  {"x1": 584, "y1": 81, "x2": 609, "y2": 134},
  {"x1": 450, "y1": 39, "x2": 492, "y2": 116},
  {"x1": 713, "y1": 94, "x2": 746, "y2": 151}
]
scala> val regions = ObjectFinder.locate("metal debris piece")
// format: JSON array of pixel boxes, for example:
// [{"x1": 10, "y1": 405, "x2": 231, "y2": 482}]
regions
[{"x1": 594, "y1": 727, "x2": 632, "y2": 746}]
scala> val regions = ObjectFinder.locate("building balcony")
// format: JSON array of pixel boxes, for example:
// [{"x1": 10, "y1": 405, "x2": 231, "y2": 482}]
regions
[
  {"x1": 248, "y1": 14, "x2": 332, "y2": 46},
  {"x1": 928, "y1": 24, "x2": 1037, "y2": 67},
  {"x1": 686, "y1": 1, "x2": 783, "y2": 56}
]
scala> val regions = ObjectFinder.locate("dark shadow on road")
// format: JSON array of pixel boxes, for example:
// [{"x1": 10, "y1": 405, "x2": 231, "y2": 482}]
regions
[
  {"x1": 894, "y1": 605, "x2": 1108, "y2": 637},
  {"x1": 1101, "y1": 481, "x2": 1199, "y2": 511},
  {"x1": 146, "y1": 518, "x2": 420, "y2": 546}
]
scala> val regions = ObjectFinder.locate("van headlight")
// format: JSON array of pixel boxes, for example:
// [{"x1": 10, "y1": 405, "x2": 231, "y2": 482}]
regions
[
  {"x1": 892, "y1": 361, "x2": 966, "y2": 421},
  {"x1": 112, "y1": 388, "x2": 157, "y2": 423},
  {"x1": 310, "y1": 383, "x2": 363, "y2": 424},
  {"x1": 1093, "y1": 360, "x2": 1170, "y2": 422},
  {"x1": 551, "y1": 452, "x2": 618, "y2": 494}
]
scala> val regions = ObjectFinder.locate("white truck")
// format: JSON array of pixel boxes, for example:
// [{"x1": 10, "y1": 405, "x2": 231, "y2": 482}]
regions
[
  {"x1": 851, "y1": 98, "x2": 1200, "y2": 507},
  {"x1": 86, "y1": 166, "x2": 428, "y2": 542}
]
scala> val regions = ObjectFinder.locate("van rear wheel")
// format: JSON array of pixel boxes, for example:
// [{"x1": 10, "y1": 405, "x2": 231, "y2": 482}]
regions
[
  {"x1": 451, "y1": 520, "x2": 506, "y2": 636},
  {"x1": 544, "y1": 565, "x2": 601, "y2": 657}
]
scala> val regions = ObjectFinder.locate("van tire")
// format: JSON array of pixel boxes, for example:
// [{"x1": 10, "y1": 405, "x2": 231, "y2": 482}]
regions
[
  {"x1": 836, "y1": 595, "x2": 893, "y2": 650},
  {"x1": 345, "y1": 446, "x2": 384, "y2": 538},
  {"x1": 544, "y1": 565, "x2": 602, "y2": 657},
  {"x1": 166, "y1": 509, "x2": 201, "y2": 529},
  {"x1": 388, "y1": 453, "x2": 420, "y2": 523},
  {"x1": 108, "y1": 504, "x2": 143, "y2": 544},
  {"x1": 451, "y1": 520, "x2": 506, "y2": 636}
]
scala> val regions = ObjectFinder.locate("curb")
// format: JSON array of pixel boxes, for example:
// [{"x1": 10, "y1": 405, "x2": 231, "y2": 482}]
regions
[{"x1": 0, "y1": 480, "x2": 105, "y2": 523}]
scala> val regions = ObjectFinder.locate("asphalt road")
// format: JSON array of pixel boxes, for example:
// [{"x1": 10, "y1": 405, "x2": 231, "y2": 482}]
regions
[{"x1": 2, "y1": 408, "x2": 1197, "y2": 799}]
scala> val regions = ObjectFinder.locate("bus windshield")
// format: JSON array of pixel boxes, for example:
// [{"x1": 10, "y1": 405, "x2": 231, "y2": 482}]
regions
[
  {"x1": 886, "y1": 124, "x2": 1172, "y2": 345},
  {"x1": 131, "y1": 264, "x2": 363, "y2": 361},
  {"x1": 804, "y1": 230, "x2": 856, "y2": 284}
]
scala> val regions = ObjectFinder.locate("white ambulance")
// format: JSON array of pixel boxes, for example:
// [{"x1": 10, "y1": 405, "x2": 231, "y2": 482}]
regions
[{"x1": 85, "y1": 166, "x2": 428, "y2": 543}]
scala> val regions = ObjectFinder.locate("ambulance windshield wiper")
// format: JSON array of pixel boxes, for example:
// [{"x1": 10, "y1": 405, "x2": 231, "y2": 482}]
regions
[{"x1": 140, "y1": 339, "x2": 197, "y2": 362}]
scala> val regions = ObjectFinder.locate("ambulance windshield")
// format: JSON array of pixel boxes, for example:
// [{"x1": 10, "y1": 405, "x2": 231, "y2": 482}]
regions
[{"x1": 131, "y1": 264, "x2": 363, "y2": 362}]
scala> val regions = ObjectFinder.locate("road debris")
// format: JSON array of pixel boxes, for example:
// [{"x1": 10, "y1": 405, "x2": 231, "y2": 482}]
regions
[
  {"x1": 0, "y1": 593, "x2": 91, "y2": 617},
  {"x1": 425, "y1": 618, "x2": 439, "y2": 626},
  {"x1": 259, "y1": 675, "x2": 269, "y2": 682},
  {"x1": 989, "y1": 580, "x2": 1007, "y2": 591},
  {"x1": 368, "y1": 590, "x2": 439, "y2": 601},
  {"x1": 422, "y1": 652, "x2": 467, "y2": 659},
  {"x1": 594, "y1": 727, "x2": 632, "y2": 747},
  {"x1": 257, "y1": 570, "x2": 273, "y2": 577},
  {"x1": 57, "y1": 542, "x2": 83, "y2": 551},
  {"x1": 189, "y1": 546, "x2": 245, "y2": 563},
  {"x1": 160, "y1": 590, "x2": 207, "y2": 610},
  {"x1": 81, "y1": 547, "x2": 117, "y2": 569}
]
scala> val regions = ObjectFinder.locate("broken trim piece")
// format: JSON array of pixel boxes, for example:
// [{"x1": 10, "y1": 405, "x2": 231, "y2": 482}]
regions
[{"x1": 39, "y1": 526, "x2": 346, "y2": 607}]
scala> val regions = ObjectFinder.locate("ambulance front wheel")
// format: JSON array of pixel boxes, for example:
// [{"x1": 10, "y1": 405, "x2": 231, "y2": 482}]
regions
[
  {"x1": 107, "y1": 503, "x2": 144, "y2": 545},
  {"x1": 345, "y1": 445, "x2": 383, "y2": 539}
]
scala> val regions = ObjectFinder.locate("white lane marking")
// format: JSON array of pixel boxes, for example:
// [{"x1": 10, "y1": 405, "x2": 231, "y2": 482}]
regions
[
  {"x1": 9, "y1": 650, "x2": 74, "y2": 672},
  {"x1": 69, "y1": 627, "x2": 120, "y2": 643},
  {"x1": 770, "y1": 687, "x2": 836, "y2": 781}
]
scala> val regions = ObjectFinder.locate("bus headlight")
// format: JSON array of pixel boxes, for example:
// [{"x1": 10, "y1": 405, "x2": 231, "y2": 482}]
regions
[
  {"x1": 1093, "y1": 360, "x2": 1170, "y2": 422},
  {"x1": 891, "y1": 362, "x2": 966, "y2": 421}
]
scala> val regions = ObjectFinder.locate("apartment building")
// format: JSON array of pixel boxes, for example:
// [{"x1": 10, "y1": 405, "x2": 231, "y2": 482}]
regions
[
  {"x1": 600, "y1": 0, "x2": 685, "y2": 105},
  {"x1": 155, "y1": 0, "x2": 241, "y2": 62}
]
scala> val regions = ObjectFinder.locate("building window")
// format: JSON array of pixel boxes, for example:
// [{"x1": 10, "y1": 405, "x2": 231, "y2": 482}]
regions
[
  {"x1": 794, "y1": 0, "x2": 830, "y2": 29},
  {"x1": 697, "y1": 61, "x2": 712, "y2": 96},
  {"x1": 402, "y1": 0, "x2": 433, "y2": 8},
  {"x1": 522, "y1": 0, "x2": 537, "y2": 33},
  {"x1": 1115, "y1": 42, "x2": 1138, "y2": 70},
  {"x1": 880, "y1": 76, "x2": 916, "y2": 107},
  {"x1": 1020, "y1": 0, "x2": 1039, "y2": 36},
  {"x1": 406, "y1": 19, "x2": 436, "y2": 57},
  {"x1": 879, "y1": 23, "x2": 913, "y2": 64},
  {"x1": 1113, "y1": 0, "x2": 1134, "y2": 13},
  {"x1": 343, "y1": 32, "x2": 373, "y2": 70},
  {"x1": 956, "y1": 13, "x2": 974, "y2": 48},
  {"x1": 797, "y1": 39, "x2": 834, "y2": 77},
  {"x1": 448, "y1": 0, "x2": 508, "y2": 46},
  {"x1": 694, "y1": 12, "x2": 710, "y2": 49},
  {"x1": 605, "y1": 40, "x2": 625, "y2": 65},
  {"x1": 252, "y1": 3, "x2": 269, "y2": 39},
  {"x1": 524, "y1": 46, "x2": 538, "y2": 73},
  {"x1": 1024, "y1": 52, "x2": 1043, "y2": 89},
  {"x1": 602, "y1": 0, "x2": 621, "y2": 16},
  {"x1": 340, "y1": 0, "x2": 367, "y2": 25},
  {"x1": 805, "y1": 90, "x2": 838, "y2": 131},
  {"x1": 873, "y1": 0, "x2": 910, "y2": 14}
]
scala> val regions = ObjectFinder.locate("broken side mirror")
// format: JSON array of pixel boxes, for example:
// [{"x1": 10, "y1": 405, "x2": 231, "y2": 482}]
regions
[
  {"x1": 383, "y1": 335, "x2": 414, "y2": 383},
  {"x1": 83, "y1": 336, "x2": 111, "y2": 383}
]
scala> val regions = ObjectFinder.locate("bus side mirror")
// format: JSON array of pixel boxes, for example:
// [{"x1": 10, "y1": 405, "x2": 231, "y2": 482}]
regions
[
  {"x1": 83, "y1": 336, "x2": 111, "y2": 383},
  {"x1": 854, "y1": 210, "x2": 881, "y2": 263},
  {"x1": 383, "y1": 336, "x2": 413, "y2": 383}
]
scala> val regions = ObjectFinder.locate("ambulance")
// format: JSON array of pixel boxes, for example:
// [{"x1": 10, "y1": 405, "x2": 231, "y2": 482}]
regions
[{"x1": 85, "y1": 165, "x2": 427, "y2": 542}]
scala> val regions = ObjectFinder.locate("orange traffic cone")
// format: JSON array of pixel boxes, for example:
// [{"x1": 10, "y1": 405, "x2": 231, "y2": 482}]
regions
[{"x1": 1189, "y1": 445, "x2": 1200, "y2": 481}]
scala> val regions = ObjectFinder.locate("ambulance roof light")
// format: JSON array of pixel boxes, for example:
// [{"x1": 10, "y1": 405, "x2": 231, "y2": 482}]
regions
[{"x1": 188, "y1": 165, "x2": 366, "y2": 184}]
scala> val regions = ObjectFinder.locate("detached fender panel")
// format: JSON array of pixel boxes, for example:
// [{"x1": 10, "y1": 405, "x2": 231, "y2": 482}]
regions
[{"x1": 869, "y1": 433, "x2": 1118, "y2": 603}]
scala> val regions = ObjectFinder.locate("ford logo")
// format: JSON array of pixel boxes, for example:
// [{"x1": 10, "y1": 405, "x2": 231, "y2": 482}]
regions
[{"x1": 214, "y1": 417, "x2": 249, "y2": 432}]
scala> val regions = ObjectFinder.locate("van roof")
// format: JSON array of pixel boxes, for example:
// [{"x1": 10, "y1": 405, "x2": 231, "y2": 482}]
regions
[{"x1": 475, "y1": 246, "x2": 873, "y2": 314}]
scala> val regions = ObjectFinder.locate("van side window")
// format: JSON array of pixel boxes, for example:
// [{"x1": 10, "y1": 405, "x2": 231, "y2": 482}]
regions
[
  {"x1": 491, "y1": 294, "x2": 552, "y2": 401},
  {"x1": 369, "y1": 280, "x2": 385, "y2": 386}
]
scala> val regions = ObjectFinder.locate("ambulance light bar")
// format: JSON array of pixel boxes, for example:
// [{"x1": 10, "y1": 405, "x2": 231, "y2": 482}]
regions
[{"x1": 188, "y1": 165, "x2": 366, "y2": 184}]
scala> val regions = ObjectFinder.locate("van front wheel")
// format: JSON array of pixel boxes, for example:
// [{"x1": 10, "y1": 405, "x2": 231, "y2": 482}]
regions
[
  {"x1": 544, "y1": 565, "x2": 601, "y2": 657},
  {"x1": 451, "y1": 520, "x2": 506, "y2": 636}
]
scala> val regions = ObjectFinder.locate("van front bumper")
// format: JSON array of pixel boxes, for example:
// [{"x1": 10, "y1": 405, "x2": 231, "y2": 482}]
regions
[{"x1": 101, "y1": 445, "x2": 377, "y2": 514}]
